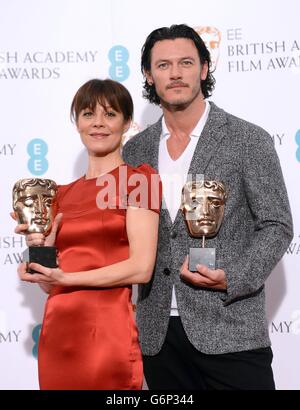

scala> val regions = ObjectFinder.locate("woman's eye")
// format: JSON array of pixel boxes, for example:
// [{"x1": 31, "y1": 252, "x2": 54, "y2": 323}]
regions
[
  {"x1": 105, "y1": 111, "x2": 116, "y2": 117},
  {"x1": 82, "y1": 111, "x2": 93, "y2": 117}
]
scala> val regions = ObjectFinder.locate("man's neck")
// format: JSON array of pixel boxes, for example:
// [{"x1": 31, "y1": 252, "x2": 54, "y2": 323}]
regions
[{"x1": 163, "y1": 97, "x2": 207, "y2": 137}]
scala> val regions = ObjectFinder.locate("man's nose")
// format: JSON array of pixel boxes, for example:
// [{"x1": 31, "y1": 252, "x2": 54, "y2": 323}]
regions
[{"x1": 170, "y1": 64, "x2": 182, "y2": 79}]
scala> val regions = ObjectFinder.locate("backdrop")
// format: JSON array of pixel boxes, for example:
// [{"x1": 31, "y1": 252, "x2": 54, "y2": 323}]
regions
[{"x1": 0, "y1": 0, "x2": 299, "y2": 390}]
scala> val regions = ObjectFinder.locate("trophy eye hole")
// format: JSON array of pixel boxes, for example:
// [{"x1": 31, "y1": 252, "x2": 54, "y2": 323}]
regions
[
  {"x1": 210, "y1": 198, "x2": 222, "y2": 207},
  {"x1": 189, "y1": 199, "x2": 199, "y2": 210},
  {"x1": 43, "y1": 198, "x2": 53, "y2": 207},
  {"x1": 23, "y1": 197, "x2": 34, "y2": 207}
]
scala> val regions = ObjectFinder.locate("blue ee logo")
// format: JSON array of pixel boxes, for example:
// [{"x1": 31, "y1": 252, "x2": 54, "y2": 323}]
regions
[
  {"x1": 108, "y1": 45, "x2": 129, "y2": 82},
  {"x1": 296, "y1": 130, "x2": 300, "y2": 162},
  {"x1": 32, "y1": 324, "x2": 42, "y2": 359},
  {"x1": 27, "y1": 138, "x2": 48, "y2": 175}
]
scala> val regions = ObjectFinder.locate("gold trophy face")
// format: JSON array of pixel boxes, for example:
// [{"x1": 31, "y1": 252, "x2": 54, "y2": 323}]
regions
[
  {"x1": 181, "y1": 180, "x2": 227, "y2": 238},
  {"x1": 12, "y1": 178, "x2": 58, "y2": 235}
]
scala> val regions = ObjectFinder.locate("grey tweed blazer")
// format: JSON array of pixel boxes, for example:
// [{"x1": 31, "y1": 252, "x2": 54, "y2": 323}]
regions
[{"x1": 122, "y1": 102, "x2": 293, "y2": 355}]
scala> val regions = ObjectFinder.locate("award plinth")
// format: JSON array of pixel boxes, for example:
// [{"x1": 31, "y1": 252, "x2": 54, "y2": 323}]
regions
[
  {"x1": 188, "y1": 235, "x2": 215, "y2": 271},
  {"x1": 189, "y1": 248, "x2": 216, "y2": 271},
  {"x1": 23, "y1": 246, "x2": 57, "y2": 273}
]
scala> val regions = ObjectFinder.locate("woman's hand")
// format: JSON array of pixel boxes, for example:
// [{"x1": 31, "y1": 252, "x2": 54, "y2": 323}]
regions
[
  {"x1": 18, "y1": 261, "x2": 68, "y2": 286},
  {"x1": 11, "y1": 212, "x2": 63, "y2": 247}
]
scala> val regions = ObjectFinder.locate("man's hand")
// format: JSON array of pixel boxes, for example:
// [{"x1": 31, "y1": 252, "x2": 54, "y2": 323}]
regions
[{"x1": 180, "y1": 256, "x2": 227, "y2": 290}]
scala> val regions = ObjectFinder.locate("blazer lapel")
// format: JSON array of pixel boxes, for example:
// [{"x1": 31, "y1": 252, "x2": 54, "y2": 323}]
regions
[
  {"x1": 172, "y1": 102, "x2": 228, "y2": 228},
  {"x1": 143, "y1": 119, "x2": 162, "y2": 171}
]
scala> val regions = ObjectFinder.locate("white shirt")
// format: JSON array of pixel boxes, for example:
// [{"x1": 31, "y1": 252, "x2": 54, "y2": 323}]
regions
[{"x1": 158, "y1": 101, "x2": 210, "y2": 315}]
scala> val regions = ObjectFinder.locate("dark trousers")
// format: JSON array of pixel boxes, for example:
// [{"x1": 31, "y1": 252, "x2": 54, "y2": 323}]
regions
[{"x1": 143, "y1": 317, "x2": 275, "y2": 390}]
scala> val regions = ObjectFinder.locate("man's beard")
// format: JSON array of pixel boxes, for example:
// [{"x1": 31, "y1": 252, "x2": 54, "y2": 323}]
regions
[{"x1": 160, "y1": 83, "x2": 202, "y2": 111}]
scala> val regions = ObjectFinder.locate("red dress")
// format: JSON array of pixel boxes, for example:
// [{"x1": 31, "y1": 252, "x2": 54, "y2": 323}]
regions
[{"x1": 38, "y1": 164, "x2": 161, "y2": 390}]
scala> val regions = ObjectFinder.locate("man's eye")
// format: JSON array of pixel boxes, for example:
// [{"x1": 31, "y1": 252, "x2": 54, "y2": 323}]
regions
[
  {"x1": 181, "y1": 60, "x2": 193, "y2": 66},
  {"x1": 158, "y1": 62, "x2": 168, "y2": 69}
]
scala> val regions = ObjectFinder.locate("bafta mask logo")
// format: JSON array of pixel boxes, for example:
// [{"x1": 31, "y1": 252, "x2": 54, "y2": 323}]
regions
[
  {"x1": 194, "y1": 26, "x2": 222, "y2": 71},
  {"x1": 181, "y1": 179, "x2": 227, "y2": 271},
  {"x1": 181, "y1": 180, "x2": 227, "y2": 238},
  {"x1": 122, "y1": 121, "x2": 141, "y2": 146},
  {"x1": 12, "y1": 178, "x2": 58, "y2": 235}
]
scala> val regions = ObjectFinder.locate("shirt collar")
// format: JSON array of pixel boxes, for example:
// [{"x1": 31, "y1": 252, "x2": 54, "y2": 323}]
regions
[{"x1": 161, "y1": 100, "x2": 210, "y2": 140}]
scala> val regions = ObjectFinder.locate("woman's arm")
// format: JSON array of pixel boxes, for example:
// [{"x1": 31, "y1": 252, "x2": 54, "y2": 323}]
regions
[{"x1": 18, "y1": 207, "x2": 159, "y2": 287}]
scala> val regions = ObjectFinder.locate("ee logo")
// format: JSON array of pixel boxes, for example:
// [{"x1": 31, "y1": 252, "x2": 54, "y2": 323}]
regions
[
  {"x1": 32, "y1": 324, "x2": 42, "y2": 359},
  {"x1": 296, "y1": 130, "x2": 300, "y2": 162},
  {"x1": 108, "y1": 45, "x2": 130, "y2": 82},
  {"x1": 27, "y1": 138, "x2": 48, "y2": 175}
]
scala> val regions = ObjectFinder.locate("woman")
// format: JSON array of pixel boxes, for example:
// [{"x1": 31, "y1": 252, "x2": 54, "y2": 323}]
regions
[{"x1": 15, "y1": 79, "x2": 161, "y2": 390}]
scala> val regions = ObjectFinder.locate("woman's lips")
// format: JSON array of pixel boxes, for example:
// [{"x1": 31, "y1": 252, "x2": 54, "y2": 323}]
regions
[{"x1": 90, "y1": 133, "x2": 110, "y2": 139}]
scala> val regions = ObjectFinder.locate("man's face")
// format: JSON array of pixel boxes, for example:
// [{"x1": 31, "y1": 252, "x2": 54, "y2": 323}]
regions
[
  {"x1": 14, "y1": 185, "x2": 57, "y2": 234},
  {"x1": 145, "y1": 38, "x2": 208, "y2": 109},
  {"x1": 181, "y1": 182, "x2": 226, "y2": 237}
]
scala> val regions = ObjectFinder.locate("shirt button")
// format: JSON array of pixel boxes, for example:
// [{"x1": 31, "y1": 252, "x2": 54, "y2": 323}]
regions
[
  {"x1": 163, "y1": 268, "x2": 171, "y2": 276},
  {"x1": 170, "y1": 230, "x2": 177, "y2": 239}
]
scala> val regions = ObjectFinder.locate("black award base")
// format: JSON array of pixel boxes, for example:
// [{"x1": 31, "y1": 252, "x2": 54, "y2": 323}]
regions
[
  {"x1": 22, "y1": 246, "x2": 57, "y2": 274},
  {"x1": 188, "y1": 247, "x2": 216, "y2": 272}
]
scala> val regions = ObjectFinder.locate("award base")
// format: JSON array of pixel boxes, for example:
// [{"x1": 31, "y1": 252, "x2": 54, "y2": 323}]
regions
[
  {"x1": 22, "y1": 246, "x2": 57, "y2": 274},
  {"x1": 189, "y1": 248, "x2": 215, "y2": 272}
]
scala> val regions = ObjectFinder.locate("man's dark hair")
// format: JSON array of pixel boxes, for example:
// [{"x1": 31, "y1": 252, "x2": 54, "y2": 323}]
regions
[{"x1": 141, "y1": 24, "x2": 216, "y2": 105}]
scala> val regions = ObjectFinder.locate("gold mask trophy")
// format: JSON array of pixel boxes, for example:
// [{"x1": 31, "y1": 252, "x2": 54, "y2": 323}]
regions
[
  {"x1": 12, "y1": 178, "x2": 58, "y2": 273},
  {"x1": 181, "y1": 179, "x2": 227, "y2": 271}
]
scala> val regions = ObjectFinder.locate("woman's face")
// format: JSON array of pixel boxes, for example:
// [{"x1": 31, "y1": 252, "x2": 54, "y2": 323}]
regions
[{"x1": 76, "y1": 101, "x2": 130, "y2": 156}]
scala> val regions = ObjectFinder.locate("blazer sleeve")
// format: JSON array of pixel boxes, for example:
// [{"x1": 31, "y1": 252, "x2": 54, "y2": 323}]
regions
[{"x1": 221, "y1": 126, "x2": 293, "y2": 305}]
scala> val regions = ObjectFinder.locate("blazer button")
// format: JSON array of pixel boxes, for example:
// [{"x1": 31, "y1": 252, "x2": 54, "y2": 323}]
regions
[
  {"x1": 170, "y1": 230, "x2": 177, "y2": 239},
  {"x1": 163, "y1": 268, "x2": 171, "y2": 276}
]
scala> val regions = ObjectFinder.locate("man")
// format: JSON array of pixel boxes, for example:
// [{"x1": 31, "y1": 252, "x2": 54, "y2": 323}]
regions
[{"x1": 122, "y1": 24, "x2": 293, "y2": 390}]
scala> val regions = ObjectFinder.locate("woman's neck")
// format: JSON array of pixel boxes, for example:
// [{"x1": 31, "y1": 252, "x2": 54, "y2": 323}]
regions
[{"x1": 85, "y1": 152, "x2": 124, "y2": 179}]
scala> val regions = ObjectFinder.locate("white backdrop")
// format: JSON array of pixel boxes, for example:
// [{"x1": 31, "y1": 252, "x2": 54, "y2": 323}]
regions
[{"x1": 0, "y1": 0, "x2": 299, "y2": 390}]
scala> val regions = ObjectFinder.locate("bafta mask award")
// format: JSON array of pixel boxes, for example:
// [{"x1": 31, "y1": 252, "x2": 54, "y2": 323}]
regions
[
  {"x1": 12, "y1": 178, "x2": 58, "y2": 273},
  {"x1": 181, "y1": 179, "x2": 227, "y2": 271}
]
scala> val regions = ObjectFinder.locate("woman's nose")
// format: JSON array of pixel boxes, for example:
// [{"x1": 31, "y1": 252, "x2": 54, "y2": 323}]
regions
[{"x1": 92, "y1": 112, "x2": 105, "y2": 127}]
